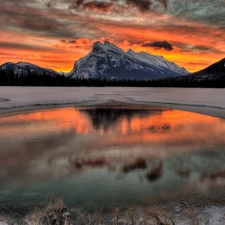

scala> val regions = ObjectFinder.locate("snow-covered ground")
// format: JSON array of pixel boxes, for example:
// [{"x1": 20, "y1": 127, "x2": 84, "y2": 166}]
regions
[{"x1": 1, "y1": 87, "x2": 225, "y2": 119}]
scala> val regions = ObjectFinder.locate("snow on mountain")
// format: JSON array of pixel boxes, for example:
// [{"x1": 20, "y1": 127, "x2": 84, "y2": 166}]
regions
[
  {"x1": 0, "y1": 62, "x2": 59, "y2": 76},
  {"x1": 67, "y1": 41, "x2": 189, "y2": 80}
]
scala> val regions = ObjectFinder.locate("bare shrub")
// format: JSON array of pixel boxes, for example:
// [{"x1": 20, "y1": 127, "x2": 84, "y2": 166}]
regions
[{"x1": 26, "y1": 193, "x2": 70, "y2": 225}]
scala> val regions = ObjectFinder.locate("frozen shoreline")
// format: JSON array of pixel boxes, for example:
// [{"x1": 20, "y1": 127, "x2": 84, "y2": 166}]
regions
[{"x1": 1, "y1": 86, "x2": 225, "y2": 119}]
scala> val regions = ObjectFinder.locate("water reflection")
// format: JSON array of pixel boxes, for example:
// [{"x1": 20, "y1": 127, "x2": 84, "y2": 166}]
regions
[{"x1": 1, "y1": 107, "x2": 225, "y2": 213}]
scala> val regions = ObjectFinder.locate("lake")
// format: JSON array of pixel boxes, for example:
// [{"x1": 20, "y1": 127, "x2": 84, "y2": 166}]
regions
[{"x1": 1, "y1": 106, "x2": 225, "y2": 216}]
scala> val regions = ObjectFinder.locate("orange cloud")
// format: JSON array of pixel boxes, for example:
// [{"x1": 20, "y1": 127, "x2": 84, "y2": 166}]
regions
[{"x1": 1, "y1": 1, "x2": 225, "y2": 73}]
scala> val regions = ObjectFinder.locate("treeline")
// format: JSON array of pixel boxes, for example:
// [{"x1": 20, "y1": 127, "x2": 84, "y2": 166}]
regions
[
  {"x1": 1, "y1": 68, "x2": 225, "y2": 88},
  {"x1": 152, "y1": 76, "x2": 225, "y2": 88}
]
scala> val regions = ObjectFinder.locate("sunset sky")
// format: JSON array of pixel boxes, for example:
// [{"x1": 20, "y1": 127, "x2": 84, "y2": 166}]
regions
[{"x1": 1, "y1": 0, "x2": 225, "y2": 73}]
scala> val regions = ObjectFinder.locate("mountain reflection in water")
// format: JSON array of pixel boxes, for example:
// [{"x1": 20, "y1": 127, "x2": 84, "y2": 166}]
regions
[{"x1": 1, "y1": 106, "x2": 225, "y2": 213}]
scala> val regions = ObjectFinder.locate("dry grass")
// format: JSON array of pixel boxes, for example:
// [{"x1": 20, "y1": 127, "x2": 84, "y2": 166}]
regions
[
  {"x1": 187, "y1": 209, "x2": 201, "y2": 225},
  {"x1": 101, "y1": 205, "x2": 175, "y2": 225},
  {"x1": 113, "y1": 207, "x2": 119, "y2": 225},
  {"x1": 0, "y1": 216, "x2": 8, "y2": 224},
  {"x1": 76, "y1": 206, "x2": 103, "y2": 225},
  {"x1": 15, "y1": 194, "x2": 214, "y2": 225},
  {"x1": 25, "y1": 209, "x2": 42, "y2": 225},
  {"x1": 148, "y1": 208, "x2": 175, "y2": 225},
  {"x1": 186, "y1": 209, "x2": 209, "y2": 225}
]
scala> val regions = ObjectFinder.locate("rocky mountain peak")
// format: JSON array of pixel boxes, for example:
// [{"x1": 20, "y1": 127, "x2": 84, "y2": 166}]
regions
[{"x1": 67, "y1": 41, "x2": 189, "y2": 80}]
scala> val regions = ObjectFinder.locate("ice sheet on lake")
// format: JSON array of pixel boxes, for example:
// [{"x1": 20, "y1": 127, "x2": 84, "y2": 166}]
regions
[
  {"x1": 0, "y1": 87, "x2": 99, "y2": 109},
  {"x1": 1, "y1": 87, "x2": 225, "y2": 118},
  {"x1": 126, "y1": 88, "x2": 225, "y2": 109}
]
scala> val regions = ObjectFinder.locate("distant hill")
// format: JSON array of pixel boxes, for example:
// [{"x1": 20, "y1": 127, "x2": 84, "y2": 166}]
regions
[
  {"x1": 0, "y1": 62, "x2": 67, "y2": 86},
  {"x1": 191, "y1": 58, "x2": 225, "y2": 79},
  {"x1": 67, "y1": 41, "x2": 189, "y2": 80},
  {"x1": 0, "y1": 62, "x2": 59, "y2": 77},
  {"x1": 153, "y1": 58, "x2": 225, "y2": 88}
]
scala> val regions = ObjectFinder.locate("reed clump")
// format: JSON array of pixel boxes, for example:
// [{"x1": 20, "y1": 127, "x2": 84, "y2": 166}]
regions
[{"x1": 26, "y1": 193, "x2": 70, "y2": 225}]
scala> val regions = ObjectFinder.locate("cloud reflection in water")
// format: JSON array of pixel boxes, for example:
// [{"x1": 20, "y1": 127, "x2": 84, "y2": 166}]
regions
[{"x1": 1, "y1": 106, "x2": 225, "y2": 211}]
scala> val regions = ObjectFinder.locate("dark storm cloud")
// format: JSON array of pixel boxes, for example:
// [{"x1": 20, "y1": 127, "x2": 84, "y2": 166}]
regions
[
  {"x1": 50, "y1": 0, "x2": 165, "y2": 12},
  {"x1": 142, "y1": 41, "x2": 173, "y2": 50},
  {"x1": 83, "y1": 1, "x2": 114, "y2": 12},
  {"x1": 125, "y1": 0, "x2": 152, "y2": 12},
  {"x1": 67, "y1": 0, "x2": 114, "y2": 12}
]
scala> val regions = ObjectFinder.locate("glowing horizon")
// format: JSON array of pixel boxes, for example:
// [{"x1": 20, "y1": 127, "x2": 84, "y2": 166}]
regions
[{"x1": 1, "y1": 0, "x2": 225, "y2": 73}]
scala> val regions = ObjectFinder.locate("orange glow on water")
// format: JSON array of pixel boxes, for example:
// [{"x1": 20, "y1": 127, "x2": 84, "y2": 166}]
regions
[{"x1": 1, "y1": 107, "x2": 225, "y2": 149}]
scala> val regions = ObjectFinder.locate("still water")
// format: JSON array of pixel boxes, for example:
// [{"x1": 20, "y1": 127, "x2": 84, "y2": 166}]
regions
[{"x1": 1, "y1": 106, "x2": 225, "y2": 214}]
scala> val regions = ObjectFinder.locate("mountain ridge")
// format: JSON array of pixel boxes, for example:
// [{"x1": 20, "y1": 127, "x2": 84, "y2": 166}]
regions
[
  {"x1": 0, "y1": 42, "x2": 189, "y2": 80},
  {"x1": 1, "y1": 55, "x2": 225, "y2": 87},
  {"x1": 67, "y1": 41, "x2": 189, "y2": 80}
]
